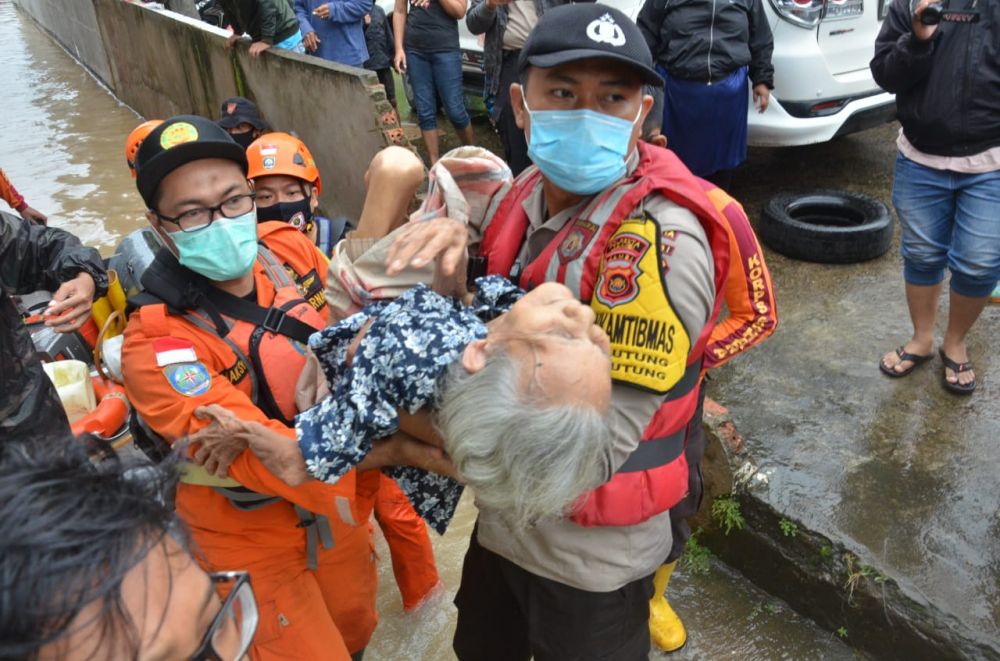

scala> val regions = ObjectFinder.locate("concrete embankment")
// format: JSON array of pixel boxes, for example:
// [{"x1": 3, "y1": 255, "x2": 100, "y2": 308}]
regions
[{"x1": 12, "y1": 0, "x2": 406, "y2": 220}]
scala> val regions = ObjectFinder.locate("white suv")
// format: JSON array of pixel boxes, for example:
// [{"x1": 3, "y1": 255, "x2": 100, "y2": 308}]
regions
[{"x1": 449, "y1": 0, "x2": 896, "y2": 147}]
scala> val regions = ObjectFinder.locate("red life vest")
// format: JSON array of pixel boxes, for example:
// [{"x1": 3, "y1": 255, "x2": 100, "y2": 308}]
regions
[{"x1": 479, "y1": 142, "x2": 730, "y2": 527}]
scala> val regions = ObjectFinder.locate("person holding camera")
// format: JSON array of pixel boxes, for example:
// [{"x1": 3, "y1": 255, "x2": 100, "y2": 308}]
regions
[{"x1": 871, "y1": 0, "x2": 999, "y2": 395}]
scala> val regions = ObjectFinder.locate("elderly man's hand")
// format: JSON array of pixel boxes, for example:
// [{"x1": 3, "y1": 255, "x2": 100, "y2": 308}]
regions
[
  {"x1": 45, "y1": 272, "x2": 96, "y2": 333},
  {"x1": 313, "y1": 2, "x2": 332, "y2": 19},
  {"x1": 190, "y1": 404, "x2": 253, "y2": 477},
  {"x1": 245, "y1": 424, "x2": 311, "y2": 486}
]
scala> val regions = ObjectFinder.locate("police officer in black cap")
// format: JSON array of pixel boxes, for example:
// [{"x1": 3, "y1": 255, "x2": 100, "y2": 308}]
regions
[{"x1": 386, "y1": 4, "x2": 729, "y2": 659}]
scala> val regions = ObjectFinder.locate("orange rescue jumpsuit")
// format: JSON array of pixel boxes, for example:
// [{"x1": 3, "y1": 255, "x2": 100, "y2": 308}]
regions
[
  {"x1": 373, "y1": 474, "x2": 440, "y2": 610},
  {"x1": 122, "y1": 223, "x2": 378, "y2": 659}
]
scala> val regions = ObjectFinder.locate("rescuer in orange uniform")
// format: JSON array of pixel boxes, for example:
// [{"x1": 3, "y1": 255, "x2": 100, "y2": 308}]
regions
[
  {"x1": 642, "y1": 94, "x2": 778, "y2": 652},
  {"x1": 120, "y1": 115, "x2": 378, "y2": 660},
  {"x1": 0, "y1": 167, "x2": 47, "y2": 224}
]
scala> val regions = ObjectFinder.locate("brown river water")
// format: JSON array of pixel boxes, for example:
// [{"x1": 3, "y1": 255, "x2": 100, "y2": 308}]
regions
[{"x1": 3, "y1": 2, "x2": 867, "y2": 657}]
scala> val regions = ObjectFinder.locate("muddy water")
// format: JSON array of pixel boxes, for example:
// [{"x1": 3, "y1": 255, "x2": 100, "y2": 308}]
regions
[
  {"x1": 1, "y1": 1, "x2": 144, "y2": 253},
  {"x1": 8, "y1": 4, "x2": 865, "y2": 658}
]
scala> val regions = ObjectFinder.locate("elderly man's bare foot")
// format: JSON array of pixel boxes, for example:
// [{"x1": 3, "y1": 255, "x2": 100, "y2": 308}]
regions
[{"x1": 880, "y1": 339, "x2": 933, "y2": 377}]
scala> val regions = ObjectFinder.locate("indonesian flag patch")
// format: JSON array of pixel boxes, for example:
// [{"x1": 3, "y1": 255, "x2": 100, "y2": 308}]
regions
[{"x1": 154, "y1": 337, "x2": 198, "y2": 367}]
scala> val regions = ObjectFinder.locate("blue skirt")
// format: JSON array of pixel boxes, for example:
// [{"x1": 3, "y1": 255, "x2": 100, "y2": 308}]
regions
[{"x1": 658, "y1": 65, "x2": 749, "y2": 177}]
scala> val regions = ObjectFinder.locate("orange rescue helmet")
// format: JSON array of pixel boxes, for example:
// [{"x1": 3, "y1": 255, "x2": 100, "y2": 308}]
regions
[
  {"x1": 124, "y1": 119, "x2": 164, "y2": 179},
  {"x1": 246, "y1": 132, "x2": 322, "y2": 196}
]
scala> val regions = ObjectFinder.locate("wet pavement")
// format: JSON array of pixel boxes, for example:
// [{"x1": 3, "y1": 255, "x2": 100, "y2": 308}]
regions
[
  {"x1": 9, "y1": 2, "x2": 998, "y2": 656},
  {"x1": 709, "y1": 128, "x2": 1000, "y2": 654},
  {"x1": 367, "y1": 494, "x2": 866, "y2": 660}
]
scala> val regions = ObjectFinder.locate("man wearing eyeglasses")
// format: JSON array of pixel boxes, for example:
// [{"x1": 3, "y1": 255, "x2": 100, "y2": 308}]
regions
[
  {"x1": 0, "y1": 436, "x2": 258, "y2": 661},
  {"x1": 119, "y1": 115, "x2": 403, "y2": 660}
]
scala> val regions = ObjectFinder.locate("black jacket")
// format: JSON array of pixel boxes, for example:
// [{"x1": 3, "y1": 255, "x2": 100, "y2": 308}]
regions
[
  {"x1": 220, "y1": 0, "x2": 300, "y2": 44},
  {"x1": 871, "y1": 0, "x2": 1000, "y2": 157},
  {"x1": 637, "y1": 0, "x2": 774, "y2": 87},
  {"x1": 0, "y1": 212, "x2": 107, "y2": 442},
  {"x1": 363, "y1": 4, "x2": 393, "y2": 71}
]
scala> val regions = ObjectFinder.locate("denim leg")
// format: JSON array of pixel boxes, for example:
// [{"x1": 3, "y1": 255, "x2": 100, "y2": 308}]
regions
[
  {"x1": 431, "y1": 50, "x2": 471, "y2": 130},
  {"x1": 892, "y1": 152, "x2": 955, "y2": 287},
  {"x1": 949, "y1": 168, "x2": 1000, "y2": 298},
  {"x1": 406, "y1": 50, "x2": 439, "y2": 131}
]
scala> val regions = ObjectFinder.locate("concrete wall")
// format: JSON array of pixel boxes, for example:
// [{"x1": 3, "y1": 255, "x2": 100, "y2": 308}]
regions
[{"x1": 13, "y1": 0, "x2": 406, "y2": 219}]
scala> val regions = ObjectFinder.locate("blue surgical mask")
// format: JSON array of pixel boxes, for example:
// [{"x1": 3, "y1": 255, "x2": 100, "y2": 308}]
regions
[
  {"x1": 170, "y1": 210, "x2": 259, "y2": 281},
  {"x1": 524, "y1": 100, "x2": 641, "y2": 195}
]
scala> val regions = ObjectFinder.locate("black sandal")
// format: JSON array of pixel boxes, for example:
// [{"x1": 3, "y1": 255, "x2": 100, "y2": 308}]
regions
[
  {"x1": 879, "y1": 346, "x2": 932, "y2": 378},
  {"x1": 939, "y1": 349, "x2": 977, "y2": 395}
]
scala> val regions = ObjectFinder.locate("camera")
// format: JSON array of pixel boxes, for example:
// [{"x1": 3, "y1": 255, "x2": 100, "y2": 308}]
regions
[
  {"x1": 915, "y1": 0, "x2": 981, "y2": 24},
  {"x1": 919, "y1": 2, "x2": 944, "y2": 24}
]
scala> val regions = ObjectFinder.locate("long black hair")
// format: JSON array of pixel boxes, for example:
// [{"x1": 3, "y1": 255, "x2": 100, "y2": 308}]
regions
[{"x1": 0, "y1": 436, "x2": 181, "y2": 660}]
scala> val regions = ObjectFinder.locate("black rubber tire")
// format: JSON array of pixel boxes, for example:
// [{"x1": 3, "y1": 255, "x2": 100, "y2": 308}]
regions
[{"x1": 759, "y1": 190, "x2": 893, "y2": 264}]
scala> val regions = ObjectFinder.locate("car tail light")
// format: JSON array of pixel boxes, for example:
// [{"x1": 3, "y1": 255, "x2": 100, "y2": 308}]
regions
[
  {"x1": 769, "y1": 0, "x2": 864, "y2": 26},
  {"x1": 769, "y1": 0, "x2": 825, "y2": 27}
]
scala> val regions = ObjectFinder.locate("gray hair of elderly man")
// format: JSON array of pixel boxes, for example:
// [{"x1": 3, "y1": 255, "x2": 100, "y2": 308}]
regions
[{"x1": 435, "y1": 348, "x2": 612, "y2": 528}]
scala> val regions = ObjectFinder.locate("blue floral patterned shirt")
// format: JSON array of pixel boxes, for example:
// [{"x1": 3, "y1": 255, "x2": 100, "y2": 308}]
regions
[{"x1": 295, "y1": 276, "x2": 523, "y2": 534}]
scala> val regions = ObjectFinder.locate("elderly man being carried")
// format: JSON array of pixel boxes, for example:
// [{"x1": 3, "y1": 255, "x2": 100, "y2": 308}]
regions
[{"x1": 194, "y1": 145, "x2": 616, "y2": 533}]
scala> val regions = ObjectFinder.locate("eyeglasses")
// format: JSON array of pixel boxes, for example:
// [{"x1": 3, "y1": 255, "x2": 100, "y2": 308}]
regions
[
  {"x1": 190, "y1": 571, "x2": 258, "y2": 661},
  {"x1": 156, "y1": 192, "x2": 256, "y2": 233}
]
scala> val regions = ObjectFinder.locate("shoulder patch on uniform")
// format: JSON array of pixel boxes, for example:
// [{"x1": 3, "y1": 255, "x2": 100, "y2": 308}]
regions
[
  {"x1": 153, "y1": 337, "x2": 198, "y2": 366},
  {"x1": 558, "y1": 219, "x2": 599, "y2": 264},
  {"x1": 163, "y1": 362, "x2": 212, "y2": 397},
  {"x1": 590, "y1": 215, "x2": 692, "y2": 394}
]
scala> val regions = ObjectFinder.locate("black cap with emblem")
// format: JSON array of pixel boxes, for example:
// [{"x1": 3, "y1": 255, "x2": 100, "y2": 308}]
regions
[
  {"x1": 134, "y1": 115, "x2": 248, "y2": 210},
  {"x1": 518, "y1": 4, "x2": 663, "y2": 87},
  {"x1": 217, "y1": 96, "x2": 268, "y2": 131}
]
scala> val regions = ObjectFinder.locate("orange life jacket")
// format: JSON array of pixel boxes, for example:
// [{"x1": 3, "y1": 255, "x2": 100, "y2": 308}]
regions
[
  {"x1": 479, "y1": 142, "x2": 730, "y2": 527},
  {"x1": 699, "y1": 182, "x2": 778, "y2": 370}
]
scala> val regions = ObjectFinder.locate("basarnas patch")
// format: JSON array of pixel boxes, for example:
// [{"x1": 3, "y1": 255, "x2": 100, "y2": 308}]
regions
[{"x1": 163, "y1": 362, "x2": 212, "y2": 397}]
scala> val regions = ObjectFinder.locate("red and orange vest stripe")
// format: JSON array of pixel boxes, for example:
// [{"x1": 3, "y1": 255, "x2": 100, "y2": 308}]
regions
[{"x1": 479, "y1": 142, "x2": 731, "y2": 527}]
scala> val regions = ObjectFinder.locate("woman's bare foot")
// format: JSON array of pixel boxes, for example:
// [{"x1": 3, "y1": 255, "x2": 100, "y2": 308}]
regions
[
  {"x1": 880, "y1": 338, "x2": 933, "y2": 375},
  {"x1": 940, "y1": 340, "x2": 976, "y2": 388}
]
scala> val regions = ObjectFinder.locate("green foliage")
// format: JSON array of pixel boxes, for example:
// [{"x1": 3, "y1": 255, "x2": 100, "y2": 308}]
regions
[
  {"x1": 819, "y1": 545, "x2": 833, "y2": 560},
  {"x1": 751, "y1": 600, "x2": 780, "y2": 618},
  {"x1": 836, "y1": 626, "x2": 848, "y2": 639},
  {"x1": 711, "y1": 495, "x2": 745, "y2": 536},
  {"x1": 778, "y1": 518, "x2": 799, "y2": 538},
  {"x1": 681, "y1": 529, "x2": 713, "y2": 576}
]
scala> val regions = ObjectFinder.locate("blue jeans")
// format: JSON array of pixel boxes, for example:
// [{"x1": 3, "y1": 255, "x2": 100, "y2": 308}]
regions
[
  {"x1": 405, "y1": 49, "x2": 470, "y2": 132},
  {"x1": 892, "y1": 152, "x2": 1000, "y2": 298}
]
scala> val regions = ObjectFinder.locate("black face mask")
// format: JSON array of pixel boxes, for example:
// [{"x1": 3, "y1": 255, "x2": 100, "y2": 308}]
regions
[
  {"x1": 231, "y1": 130, "x2": 257, "y2": 150},
  {"x1": 256, "y1": 198, "x2": 314, "y2": 232}
]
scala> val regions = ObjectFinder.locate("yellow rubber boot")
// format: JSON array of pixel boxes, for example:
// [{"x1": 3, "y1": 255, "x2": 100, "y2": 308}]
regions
[{"x1": 649, "y1": 561, "x2": 687, "y2": 652}]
